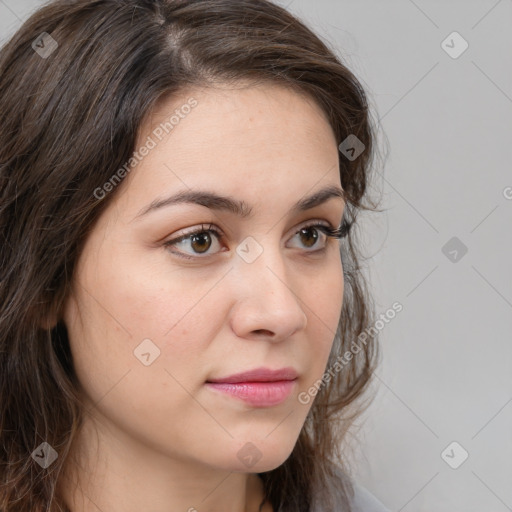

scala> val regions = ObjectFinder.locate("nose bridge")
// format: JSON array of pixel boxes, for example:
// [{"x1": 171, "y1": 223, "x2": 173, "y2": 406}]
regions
[
  {"x1": 229, "y1": 235, "x2": 307, "y2": 338},
  {"x1": 235, "y1": 234, "x2": 292, "y2": 298}
]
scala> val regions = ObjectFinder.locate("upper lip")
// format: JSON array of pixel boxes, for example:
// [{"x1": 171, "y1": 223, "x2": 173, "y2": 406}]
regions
[{"x1": 206, "y1": 367, "x2": 298, "y2": 384}]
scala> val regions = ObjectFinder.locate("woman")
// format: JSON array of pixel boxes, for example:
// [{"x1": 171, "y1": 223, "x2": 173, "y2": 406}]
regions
[{"x1": 0, "y1": 0, "x2": 389, "y2": 511}]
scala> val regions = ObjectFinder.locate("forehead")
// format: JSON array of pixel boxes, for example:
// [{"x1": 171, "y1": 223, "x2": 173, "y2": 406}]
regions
[
  {"x1": 138, "y1": 81, "x2": 336, "y2": 153},
  {"x1": 113, "y1": 82, "x2": 341, "y2": 216}
]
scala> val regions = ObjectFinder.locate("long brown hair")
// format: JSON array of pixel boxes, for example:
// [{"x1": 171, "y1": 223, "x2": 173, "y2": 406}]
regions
[{"x1": 0, "y1": 1, "x2": 385, "y2": 510}]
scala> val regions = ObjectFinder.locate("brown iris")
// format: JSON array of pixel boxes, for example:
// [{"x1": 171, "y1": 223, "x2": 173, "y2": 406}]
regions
[
  {"x1": 190, "y1": 232, "x2": 212, "y2": 253},
  {"x1": 299, "y1": 226, "x2": 319, "y2": 248}
]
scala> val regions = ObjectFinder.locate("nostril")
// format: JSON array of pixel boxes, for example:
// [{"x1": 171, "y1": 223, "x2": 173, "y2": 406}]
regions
[{"x1": 253, "y1": 329, "x2": 273, "y2": 336}]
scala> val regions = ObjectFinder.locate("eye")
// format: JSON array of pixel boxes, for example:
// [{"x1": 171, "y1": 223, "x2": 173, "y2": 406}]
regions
[
  {"x1": 286, "y1": 221, "x2": 346, "y2": 251},
  {"x1": 163, "y1": 220, "x2": 351, "y2": 260},
  {"x1": 163, "y1": 223, "x2": 224, "y2": 259}
]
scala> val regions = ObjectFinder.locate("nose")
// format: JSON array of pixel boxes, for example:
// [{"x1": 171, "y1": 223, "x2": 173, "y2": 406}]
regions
[{"x1": 229, "y1": 245, "x2": 308, "y2": 343}]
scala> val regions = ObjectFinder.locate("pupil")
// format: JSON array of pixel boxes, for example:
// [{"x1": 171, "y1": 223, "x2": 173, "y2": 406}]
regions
[
  {"x1": 191, "y1": 232, "x2": 211, "y2": 253},
  {"x1": 301, "y1": 227, "x2": 318, "y2": 248}
]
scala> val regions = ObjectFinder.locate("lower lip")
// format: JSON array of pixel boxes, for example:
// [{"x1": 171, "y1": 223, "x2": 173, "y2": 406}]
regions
[{"x1": 206, "y1": 380, "x2": 296, "y2": 407}]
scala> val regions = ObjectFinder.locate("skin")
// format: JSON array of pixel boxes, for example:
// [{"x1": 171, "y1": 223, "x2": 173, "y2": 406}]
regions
[{"x1": 58, "y1": 82, "x2": 345, "y2": 512}]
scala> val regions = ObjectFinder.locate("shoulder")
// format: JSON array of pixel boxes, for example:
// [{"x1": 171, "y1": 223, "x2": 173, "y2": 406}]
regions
[
  {"x1": 349, "y1": 481, "x2": 391, "y2": 512},
  {"x1": 310, "y1": 462, "x2": 391, "y2": 512}
]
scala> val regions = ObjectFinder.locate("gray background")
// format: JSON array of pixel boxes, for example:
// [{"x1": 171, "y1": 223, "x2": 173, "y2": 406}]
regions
[{"x1": 1, "y1": 1, "x2": 511, "y2": 511}]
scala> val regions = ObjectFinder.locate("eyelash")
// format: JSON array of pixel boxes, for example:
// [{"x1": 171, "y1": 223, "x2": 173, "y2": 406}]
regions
[{"x1": 163, "y1": 220, "x2": 352, "y2": 260}]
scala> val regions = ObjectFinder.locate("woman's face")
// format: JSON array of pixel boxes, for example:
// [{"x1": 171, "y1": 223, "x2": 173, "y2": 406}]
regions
[{"x1": 63, "y1": 82, "x2": 345, "y2": 474}]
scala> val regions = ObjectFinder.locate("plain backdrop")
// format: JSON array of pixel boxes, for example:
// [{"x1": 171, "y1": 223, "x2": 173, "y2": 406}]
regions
[{"x1": 1, "y1": 1, "x2": 511, "y2": 511}]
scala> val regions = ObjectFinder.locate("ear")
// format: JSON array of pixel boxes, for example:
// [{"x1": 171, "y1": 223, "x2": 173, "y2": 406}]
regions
[
  {"x1": 36, "y1": 295, "x2": 61, "y2": 330},
  {"x1": 39, "y1": 311, "x2": 59, "y2": 330}
]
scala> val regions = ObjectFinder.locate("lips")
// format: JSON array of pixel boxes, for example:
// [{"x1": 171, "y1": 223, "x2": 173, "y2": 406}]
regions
[
  {"x1": 206, "y1": 367, "x2": 298, "y2": 407},
  {"x1": 206, "y1": 367, "x2": 298, "y2": 384}
]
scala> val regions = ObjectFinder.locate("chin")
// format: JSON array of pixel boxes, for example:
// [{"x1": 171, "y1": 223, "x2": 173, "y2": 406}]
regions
[{"x1": 222, "y1": 435, "x2": 298, "y2": 474}]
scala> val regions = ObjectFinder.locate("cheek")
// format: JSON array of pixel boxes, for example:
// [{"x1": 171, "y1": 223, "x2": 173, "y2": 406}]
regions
[
  {"x1": 306, "y1": 261, "x2": 344, "y2": 361},
  {"x1": 62, "y1": 282, "x2": 219, "y2": 447},
  {"x1": 66, "y1": 244, "x2": 232, "y2": 408},
  {"x1": 307, "y1": 255, "x2": 344, "y2": 320}
]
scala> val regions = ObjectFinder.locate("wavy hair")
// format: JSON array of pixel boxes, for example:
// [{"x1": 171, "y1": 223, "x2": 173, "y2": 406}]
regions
[{"x1": 0, "y1": 1, "x2": 385, "y2": 510}]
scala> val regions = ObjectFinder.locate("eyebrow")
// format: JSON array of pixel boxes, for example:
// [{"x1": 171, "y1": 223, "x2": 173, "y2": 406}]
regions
[{"x1": 132, "y1": 184, "x2": 346, "y2": 221}]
